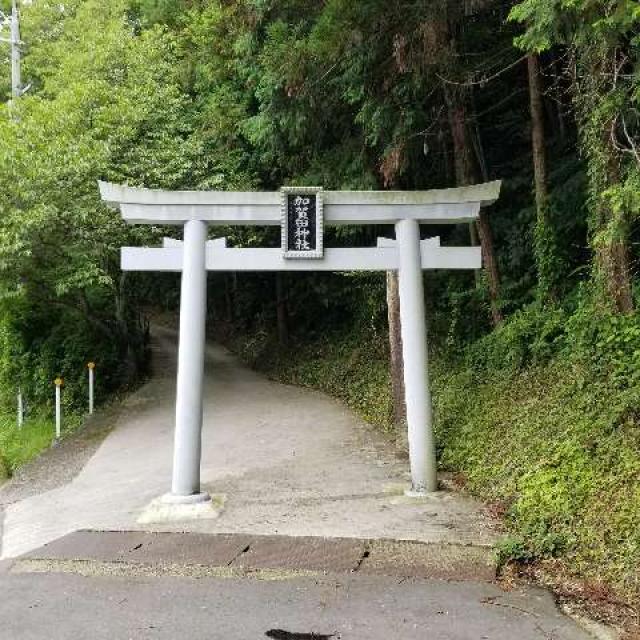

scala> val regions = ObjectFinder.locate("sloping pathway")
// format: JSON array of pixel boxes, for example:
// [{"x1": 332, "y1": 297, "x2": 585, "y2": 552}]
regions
[{"x1": 1, "y1": 326, "x2": 496, "y2": 560}]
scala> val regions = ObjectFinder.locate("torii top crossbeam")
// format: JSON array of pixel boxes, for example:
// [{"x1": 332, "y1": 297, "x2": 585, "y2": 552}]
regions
[{"x1": 99, "y1": 180, "x2": 501, "y2": 225}]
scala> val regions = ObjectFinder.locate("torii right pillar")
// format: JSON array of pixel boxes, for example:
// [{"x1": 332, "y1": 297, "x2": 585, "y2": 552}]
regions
[{"x1": 396, "y1": 218, "x2": 438, "y2": 494}]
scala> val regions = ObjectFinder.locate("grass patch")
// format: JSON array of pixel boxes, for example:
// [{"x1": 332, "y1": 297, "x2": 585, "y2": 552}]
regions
[{"x1": 0, "y1": 411, "x2": 82, "y2": 481}]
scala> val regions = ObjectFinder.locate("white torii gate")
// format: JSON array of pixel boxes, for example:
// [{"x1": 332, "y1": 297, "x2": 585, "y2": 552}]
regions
[{"x1": 100, "y1": 180, "x2": 501, "y2": 503}]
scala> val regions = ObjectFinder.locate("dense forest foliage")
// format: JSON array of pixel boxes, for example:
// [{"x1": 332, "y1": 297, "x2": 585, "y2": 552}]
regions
[{"x1": 0, "y1": 0, "x2": 639, "y2": 615}]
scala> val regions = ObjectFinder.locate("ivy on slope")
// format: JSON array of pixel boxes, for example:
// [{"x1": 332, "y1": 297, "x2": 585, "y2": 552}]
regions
[{"x1": 436, "y1": 321, "x2": 640, "y2": 600}]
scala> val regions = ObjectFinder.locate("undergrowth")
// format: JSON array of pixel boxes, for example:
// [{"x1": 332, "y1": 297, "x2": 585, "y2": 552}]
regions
[{"x1": 436, "y1": 358, "x2": 640, "y2": 598}]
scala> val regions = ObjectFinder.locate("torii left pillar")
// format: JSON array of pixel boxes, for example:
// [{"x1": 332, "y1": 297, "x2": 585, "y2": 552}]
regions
[
  {"x1": 167, "y1": 219, "x2": 210, "y2": 503},
  {"x1": 396, "y1": 219, "x2": 437, "y2": 494}
]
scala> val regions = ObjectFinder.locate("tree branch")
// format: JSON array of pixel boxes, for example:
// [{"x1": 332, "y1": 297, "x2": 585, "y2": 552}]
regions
[{"x1": 436, "y1": 55, "x2": 527, "y2": 88}]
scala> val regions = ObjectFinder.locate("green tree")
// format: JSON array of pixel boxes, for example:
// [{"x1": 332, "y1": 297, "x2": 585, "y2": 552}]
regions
[
  {"x1": 0, "y1": 0, "x2": 238, "y2": 405},
  {"x1": 511, "y1": 0, "x2": 640, "y2": 313}
]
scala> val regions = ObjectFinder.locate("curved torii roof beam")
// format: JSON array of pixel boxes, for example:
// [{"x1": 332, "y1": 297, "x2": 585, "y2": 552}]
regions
[{"x1": 99, "y1": 180, "x2": 501, "y2": 226}]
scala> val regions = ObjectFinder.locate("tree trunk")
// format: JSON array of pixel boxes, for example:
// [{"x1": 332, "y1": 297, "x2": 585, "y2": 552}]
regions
[
  {"x1": 597, "y1": 239, "x2": 634, "y2": 314},
  {"x1": 445, "y1": 84, "x2": 503, "y2": 325},
  {"x1": 528, "y1": 54, "x2": 549, "y2": 210},
  {"x1": 595, "y1": 120, "x2": 634, "y2": 314},
  {"x1": 275, "y1": 273, "x2": 289, "y2": 346},
  {"x1": 386, "y1": 271, "x2": 407, "y2": 448},
  {"x1": 446, "y1": 85, "x2": 478, "y2": 186},
  {"x1": 527, "y1": 53, "x2": 558, "y2": 300},
  {"x1": 446, "y1": 87, "x2": 478, "y2": 253},
  {"x1": 611, "y1": 243, "x2": 633, "y2": 314}
]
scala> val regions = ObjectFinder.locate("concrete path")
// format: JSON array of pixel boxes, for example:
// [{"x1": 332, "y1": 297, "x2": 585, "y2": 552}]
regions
[{"x1": 1, "y1": 326, "x2": 495, "y2": 559}]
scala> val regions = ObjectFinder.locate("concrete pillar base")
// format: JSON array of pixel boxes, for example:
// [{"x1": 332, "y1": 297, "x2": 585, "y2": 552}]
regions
[
  {"x1": 404, "y1": 488, "x2": 434, "y2": 498},
  {"x1": 160, "y1": 492, "x2": 211, "y2": 506},
  {"x1": 137, "y1": 493, "x2": 224, "y2": 525}
]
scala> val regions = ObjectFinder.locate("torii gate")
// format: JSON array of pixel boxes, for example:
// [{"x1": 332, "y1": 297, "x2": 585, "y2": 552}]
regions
[{"x1": 100, "y1": 180, "x2": 501, "y2": 503}]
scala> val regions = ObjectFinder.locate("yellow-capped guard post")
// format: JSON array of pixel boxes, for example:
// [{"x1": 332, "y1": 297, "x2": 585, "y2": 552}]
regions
[
  {"x1": 87, "y1": 362, "x2": 95, "y2": 414},
  {"x1": 54, "y1": 377, "x2": 63, "y2": 440}
]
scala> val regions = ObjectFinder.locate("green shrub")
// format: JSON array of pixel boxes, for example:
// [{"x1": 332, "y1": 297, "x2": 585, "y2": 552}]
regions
[
  {"x1": 465, "y1": 302, "x2": 568, "y2": 378},
  {"x1": 435, "y1": 303, "x2": 640, "y2": 598},
  {"x1": 495, "y1": 536, "x2": 535, "y2": 567}
]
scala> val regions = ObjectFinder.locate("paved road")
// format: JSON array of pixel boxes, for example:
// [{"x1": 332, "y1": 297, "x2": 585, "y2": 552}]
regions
[
  {"x1": 0, "y1": 570, "x2": 591, "y2": 640},
  {"x1": 1, "y1": 326, "x2": 495, "y2": 559}
]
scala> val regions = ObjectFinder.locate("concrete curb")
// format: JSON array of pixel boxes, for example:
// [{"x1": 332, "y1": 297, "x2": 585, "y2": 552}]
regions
[{"x1": 560, "y1": 604, "x2": 621, "y2": 640}]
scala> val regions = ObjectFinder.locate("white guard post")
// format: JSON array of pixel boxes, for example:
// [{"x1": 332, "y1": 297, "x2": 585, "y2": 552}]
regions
[
  {"x1": 88, "y1": 362, "x2": 95, "y2": 415},
  {"x1": 100, "y1": 181, "x2": 501, "y2": 499},
  {"x1": 17, "y1": 387, "x2": 23, "y2": 428},
  {"x1": 54, "y1": 377, "x2": 62, "y2": 441}
]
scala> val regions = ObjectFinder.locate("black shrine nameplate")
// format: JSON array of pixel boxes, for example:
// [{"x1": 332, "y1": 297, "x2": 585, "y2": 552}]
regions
[{"x1": 281, "y1": 186, "x2": 324, "y2": 259}]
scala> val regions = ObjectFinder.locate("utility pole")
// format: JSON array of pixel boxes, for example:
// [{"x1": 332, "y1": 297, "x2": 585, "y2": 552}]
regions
[
  {"x1": 1, "y1": 0, "x2": 21, "y2": 98},
  {"x1": 10, "y1": 0, "x2": 20, "y2": 98}
]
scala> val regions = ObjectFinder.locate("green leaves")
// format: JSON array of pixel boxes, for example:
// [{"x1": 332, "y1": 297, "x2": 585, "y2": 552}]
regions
[
  {"x1": 509, "y1": 0, "x2": 564, "y2": 52},
  {"x1": 510, "y1": 0, "x2": 640, "y2": 51}
]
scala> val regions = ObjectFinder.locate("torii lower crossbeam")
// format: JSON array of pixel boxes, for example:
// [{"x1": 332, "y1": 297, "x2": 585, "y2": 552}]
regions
[{"x1": 121, "y1": 243, "x2": 480, "y2": 272}]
